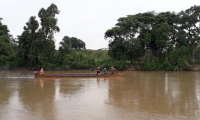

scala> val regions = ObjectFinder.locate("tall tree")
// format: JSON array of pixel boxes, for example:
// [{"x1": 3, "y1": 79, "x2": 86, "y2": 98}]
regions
[
  {"x1": 18, "y1": 3, "x2": 60, "y2": 69},
  {"x1": 18, "y1": 16, "x2": 39, "y2": 68},
  {"x1": 0, "y1": 18, "x2": 15, "y2": 67},
  {"x1": 177, "y1": 5, "x2": 200, "y2": 64},
  {"x1": 38, "y1": 3, "x2": 60, "y2": 39}
]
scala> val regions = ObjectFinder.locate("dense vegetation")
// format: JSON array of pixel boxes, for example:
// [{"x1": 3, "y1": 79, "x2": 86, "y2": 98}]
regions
[
  {"x1": 105, "y1": 5, "x2": 200, "y2": 71},
  {"x1": 1, "y1": 4, "x2": 200, "y2": 71}
]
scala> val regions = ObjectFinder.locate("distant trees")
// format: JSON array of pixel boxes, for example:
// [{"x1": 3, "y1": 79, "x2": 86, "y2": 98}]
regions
[
  {"x1": 0, "y1": 18, "x2": 16, "y2": 67},
  {"x1": 1, "y1": 3, "x2": 101, "y2": 70},
  {"x1": 57, "y1": 36, "x2": 87, "y2": 69},
  {"x1": 59, "y1": 36, "x2": 86, "y2": 52},
  {"x1": 1, "y1": 3, "x2": 109, "y2": 70},
  {"x1": 2, "y1": 4, "x2": 200, "y2": 71},
  {"x1": 105, "y1": 5, "x2": 200, "y2": 70},
  {"x1": 17, "y1": 3, "x2": 60, "y2": 69}
]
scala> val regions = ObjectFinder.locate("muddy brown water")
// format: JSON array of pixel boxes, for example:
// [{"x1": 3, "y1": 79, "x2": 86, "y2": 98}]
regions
[{"x1": 0, "y1": 70, "x2": 200, "y2": 120}]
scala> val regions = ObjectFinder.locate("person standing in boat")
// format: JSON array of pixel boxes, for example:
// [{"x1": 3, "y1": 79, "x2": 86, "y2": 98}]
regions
[
  {"x1": 103, "y1": 68, "x2": 107, "y2": 74},
  {"x1": 111, "y1": 67, "x2": 114, "y2": 74},
  {"x1": 96, "y1": 67, "x2": 100, "y2": 75}
]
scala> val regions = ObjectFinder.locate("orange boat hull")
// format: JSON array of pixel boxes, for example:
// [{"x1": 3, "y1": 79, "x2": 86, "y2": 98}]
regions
[{"x1": 34, "y1": 73, "x2": 124, "y2": 78}]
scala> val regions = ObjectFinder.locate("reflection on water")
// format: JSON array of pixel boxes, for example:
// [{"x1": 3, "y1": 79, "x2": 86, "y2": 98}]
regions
[{"x1": 0, "y1": 71, "x2": 200, "y2": 119}]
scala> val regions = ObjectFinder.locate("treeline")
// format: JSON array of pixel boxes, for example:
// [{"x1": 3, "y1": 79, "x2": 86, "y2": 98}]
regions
[
  {"x1": 1, "y1": 4, "x2": 200, "y2": 71},
  {"x1": 0, "y1": 3, "x2": 127, "y2": 71},
  {"x1": 105, "y1": 5, "x2": 200, "y2": 71}
]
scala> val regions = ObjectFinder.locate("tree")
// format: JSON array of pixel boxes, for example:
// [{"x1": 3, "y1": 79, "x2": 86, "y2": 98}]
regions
[
  {"x1": 177, "y1": 6, "x2": 200, "y2": 64},
  {"x1": 105, "y1": 12, "x2": 156, "y2": 61},
  {"x1": 38, "y1": 3, "x2": 60, "y2": 39},
  {"x1": 18, "y1": 3, "x2": 60, "y2": 69},
  {"x1": 0, "y1": 18, "x2": 15, "y2": 67},
  {"x1": 18, "y1": 16, "x2": 39, "y2": 68},
  {"x1": 59, "y1": 36, "x2": 86, "y2": 51},
  {"x1": 105, "y1": 5, "x2": 200, "y2": 70}
]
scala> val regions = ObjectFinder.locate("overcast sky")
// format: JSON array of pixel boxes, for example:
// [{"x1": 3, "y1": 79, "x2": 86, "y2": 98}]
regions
[{"x1": 1, "y1": 0, "x2": 199, "y2": 50}]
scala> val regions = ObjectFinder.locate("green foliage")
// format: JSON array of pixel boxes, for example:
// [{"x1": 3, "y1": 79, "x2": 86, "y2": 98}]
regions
[
  {"x1": 17, "y1": 4, "x2": 59, "y2": 69},
  {"x1": 142, "y1": 62, "x2": 167, "y2": 71},
  {"x1": 59, "y1": 36, "x2": 86, "y2": 52},
  {"x1": 53, "y1": 48, "x2": 128, "y2": 70},
  {"x1": 141, "y1": 47, "x2": 192, "y2": 71},
  {"x1": 166, "y1": 47, "x2": 192, "y2": 71},
  {"x1": 0, "y1": 19, "x2": 16, "y2": 68},
  {"x1": 38, "y1": 3, "x2": 60, "y2": 39},
  {"x1": 56, "y1": 50, "x2": 107, "y2": 70},
  {"x1": 105, "y1": 5, "x2": 200, "y2": 70}
]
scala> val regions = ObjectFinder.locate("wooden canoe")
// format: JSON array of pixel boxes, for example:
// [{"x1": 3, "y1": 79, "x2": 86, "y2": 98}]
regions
[{"x1": 34, "y1": 72, "x2": 124, "y2": 78}]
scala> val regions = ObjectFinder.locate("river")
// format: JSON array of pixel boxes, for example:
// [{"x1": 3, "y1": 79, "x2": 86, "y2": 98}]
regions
[{"x1": 0, "y1": 70, "x2": 200, "y2": 120}]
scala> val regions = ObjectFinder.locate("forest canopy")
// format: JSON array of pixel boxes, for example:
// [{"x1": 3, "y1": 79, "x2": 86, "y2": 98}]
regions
[{"x1": 105, "y1": 5, "x2": 200, "y2": 70}]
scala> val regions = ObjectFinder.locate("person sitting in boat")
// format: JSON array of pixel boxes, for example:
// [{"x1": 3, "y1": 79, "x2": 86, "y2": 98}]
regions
[
  {"x1": 111, "y1": 67, "x2": 114, "y2": 74},
  {"x1": 103, "y1": 68, "x2": 107, "y2": 74},
  {"x1": 39, "y1": 68, "x2": 44, "y2": 75},
  {"x1": 96, "y1": 67, "x2": 100, "y2": 75}
]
